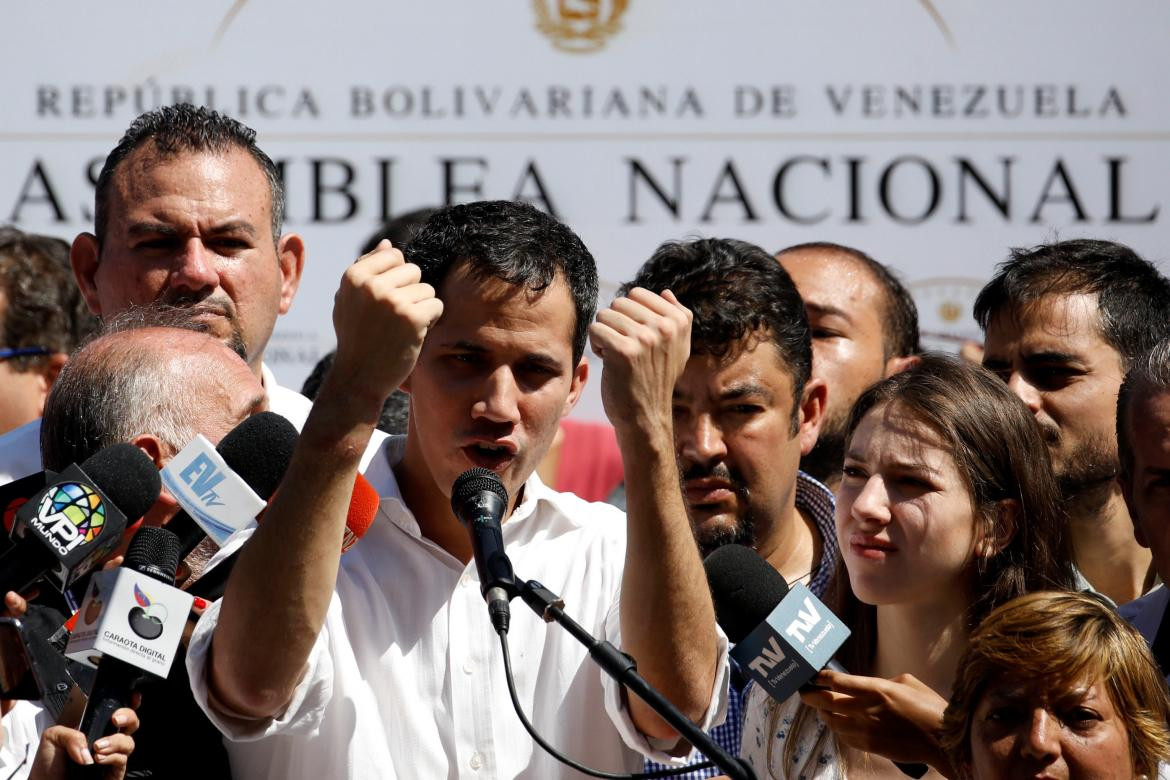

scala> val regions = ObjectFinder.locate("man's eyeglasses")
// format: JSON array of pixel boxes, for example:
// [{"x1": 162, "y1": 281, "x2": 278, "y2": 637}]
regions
[{"x1": 0, "y1": 347, "x2": 51, "y2": 361}]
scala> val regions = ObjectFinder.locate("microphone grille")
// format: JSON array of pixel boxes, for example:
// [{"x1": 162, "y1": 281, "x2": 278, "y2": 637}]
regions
[
  {"x1": 450, "y1": 467, "x2": 508, "y2": 514},
  {"x1": 80, "y1": 443, "x2": 162, "y2": 521},
  {"x1": 123, "y1": 526, "x2": 182, "y2": 586},
  {"x1": 216, "y1": 411, "x2": 299, "y2": 499},
  {"x1": 703, "y1": 544, "x2": 791, "y2": 644}
]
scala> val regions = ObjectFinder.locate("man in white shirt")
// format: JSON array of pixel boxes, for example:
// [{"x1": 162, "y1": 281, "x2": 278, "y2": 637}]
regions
[
  {"x1": 188, "y1": 201, "x2": 728, "y2": 778},
  {"x1": 0, "y1": 104, "x2": 318, "y2": 482}
]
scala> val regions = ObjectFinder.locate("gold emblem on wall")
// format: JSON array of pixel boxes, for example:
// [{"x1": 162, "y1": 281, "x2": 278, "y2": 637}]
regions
[{"x1": 533, "y1": 0, "x2": 629, "y2": 53}]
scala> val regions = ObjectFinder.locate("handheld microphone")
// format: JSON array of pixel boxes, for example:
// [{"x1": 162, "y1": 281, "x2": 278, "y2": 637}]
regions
[
  {"x1": 185, "y1": 472, "x2": 379, "y2": 602},
  {"x1": 705, "y1": 545, "x2": 849, "y2": 702},
  {"x1": 706, "y1": 545, "x2": 928, "y2": 779},
  {"x1": 0, "y1": 444, "x2": 161, "y2": 598},
  {"x1": 451, "y1": 468, "x2": 516, "y2": 633},
  {"x1": 163, "y1": 411, "x2": 300, "y2": 557},
  {"x1": 66, "y1": 526, "x2": 192, "y2": 762}
]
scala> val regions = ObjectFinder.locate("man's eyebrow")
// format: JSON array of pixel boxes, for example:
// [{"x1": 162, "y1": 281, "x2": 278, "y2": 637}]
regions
[
  {"x1": 717, "y1": 383, "x2": 773, "y2": 403},
  {"x1": 806, "y1": 302, "x2": 853, "y2": 322},
  {"x1": 127, "y1": 221, "x2": 179, "y2": 237},
  {"x1": 1020, "y1": 350, "x2": 1080, "y2": 364},
  {"x1": 206, "y1": 220, "x2": 258, "y2": 239},
  {"x1": 445, "y1": 340, "x2": 564, "y2": 370}
]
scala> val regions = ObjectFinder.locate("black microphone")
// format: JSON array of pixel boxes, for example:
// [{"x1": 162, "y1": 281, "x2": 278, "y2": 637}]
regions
[
  {"x1": 451, "y1": 468, "x2": 516, "y2": 633},
  {"x1": 0, "y1": 444, "x2": 161, "y2": 598},
  {"x1": 165, "y1": 411, "x2": 299, "y2": 560},
  {"x1": 705, "y1": 545, "x2": 927, "y2": 779},
  {"x1": 70, "y1": 526, "x2": 183, "y2": 776}
]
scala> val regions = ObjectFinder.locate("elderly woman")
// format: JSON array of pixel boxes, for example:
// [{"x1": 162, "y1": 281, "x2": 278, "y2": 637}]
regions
[{"x1": 940, "y1": 590, "x2": 1170, "y2": 779}]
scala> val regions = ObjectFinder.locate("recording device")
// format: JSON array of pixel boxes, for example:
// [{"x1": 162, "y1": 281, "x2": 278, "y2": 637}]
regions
[
  {"x1": 705, "y1": 544, "x2": 849, "y2": 701},
  {"x1": 0, "y1": 444, "x2": 161, "y2": 598},
  {"x1": 451, "y1": 468, "x2": 516, "y2": 632},
  {"x1": 162, "y1": 411, "x2": 300, "y2": 556},
  {"x1": 185, "y1": 472, "x2": 380, "y2": 602},
  {"x1": 66, "y1": 527, "x2": 192, "y2": 759},
  {"x1": 705, "y1": 545, "x2": 927, "y2": 779}
]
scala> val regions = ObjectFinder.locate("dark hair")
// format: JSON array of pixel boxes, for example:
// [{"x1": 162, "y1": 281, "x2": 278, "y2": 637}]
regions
[
  {"x1": 359, "y1": 207, "x2": 440, "y2": 256},
  {"x1": 301, "y1": 350, "x2": 410, "y2": 435},
  {"x1": 94, "y1": 104, "x2": 284, "y2": 245},
  {"x1": 1118, "y1": 338, "x2": 1170, "y2": 480},
  {"x1": 623, "y1": 238, "x2": 811, "y2": 427},
  {"x1": 777, "y1": 241, "x2": 920, "y2": 359},
  {"x1": 0, "y1": 226, "x2": 96, "y2": 371},
  {"x1": 973, "y1": 239, "x2": 1170, "y2": 371},
  {"x1": 831, "y1": 354, "x2": 1077, "y2": 673},
  {"x1": 406, "y1": 200, "x2": 598, "y2": 365}
]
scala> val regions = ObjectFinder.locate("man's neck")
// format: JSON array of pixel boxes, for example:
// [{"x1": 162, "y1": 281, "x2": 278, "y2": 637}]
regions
[
  {"x1": 1067, "y1": 483, "x2": 1150, "y2": 605},
  {"x1": 393, "y1": 449, "x2": 475, "y2": 564},
  {"x1": 758, "y1": 502, "x2": 821, "y2": 589}
]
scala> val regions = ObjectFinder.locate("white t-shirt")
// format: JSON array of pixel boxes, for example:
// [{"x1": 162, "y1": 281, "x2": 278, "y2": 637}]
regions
[{"x1": 187, "y1": 435, "x2": 730, "y2": 780}]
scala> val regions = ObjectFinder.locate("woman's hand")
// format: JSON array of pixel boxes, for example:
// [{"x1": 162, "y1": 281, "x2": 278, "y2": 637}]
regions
[{"x1": 800, "y1": 669, "x2": 955, "y2": 774}]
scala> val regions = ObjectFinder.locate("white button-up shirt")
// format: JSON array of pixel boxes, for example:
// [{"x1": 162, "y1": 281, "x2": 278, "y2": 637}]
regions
[{"x1": 187, "y1": 436, "x2": 729, "y2": 779}]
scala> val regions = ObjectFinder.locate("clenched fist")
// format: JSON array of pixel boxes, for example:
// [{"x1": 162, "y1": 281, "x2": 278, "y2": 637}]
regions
[
  {"x1": 589, "y1": 287, "x2": 691, "y2": 438},
  {"x1": 331, "y1": 240, "x2": 445, "y2": 403}
]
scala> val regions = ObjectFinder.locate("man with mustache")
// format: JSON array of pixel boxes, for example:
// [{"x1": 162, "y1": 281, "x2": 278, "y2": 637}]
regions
[
  {"x1": 627, "y1": 238, "x2": 833, "y2": 777},
  {"x1": 976, "y1": 239, "x2": 1170, "y2": 605},
  {"x1": 0, "y1": 104, "x2": 347, "y2": 480}
]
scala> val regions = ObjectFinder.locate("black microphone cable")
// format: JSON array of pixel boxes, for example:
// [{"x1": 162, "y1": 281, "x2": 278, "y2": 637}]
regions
[{"x1": 494, "y1": 625, "x2": 716, "y2": 779}]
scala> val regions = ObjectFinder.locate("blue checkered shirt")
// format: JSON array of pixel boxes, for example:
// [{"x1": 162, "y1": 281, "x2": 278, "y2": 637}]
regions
[{"x1": 643, "y1": 472, "x2": 838, "y2": 777}]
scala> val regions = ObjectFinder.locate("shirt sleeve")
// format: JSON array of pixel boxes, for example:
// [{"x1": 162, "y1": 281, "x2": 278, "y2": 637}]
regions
[
  {"x1": 598, "y1": 590, "x2": 732, "y2": 764},
  {"x1": 185, "y1": 594, "x2": 335, "y2": 742}
]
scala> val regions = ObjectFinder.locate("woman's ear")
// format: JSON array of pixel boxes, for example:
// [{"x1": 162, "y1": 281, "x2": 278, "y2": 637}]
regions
[{"x1": 976, "y1": 499, "x2": 1019, "y2": 559}]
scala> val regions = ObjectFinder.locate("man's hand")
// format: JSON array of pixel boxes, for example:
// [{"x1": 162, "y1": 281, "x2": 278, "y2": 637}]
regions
[
  {"x1": 331, "y1": 239, "x2": 444, "y2": 405},
  {"x1": 29, "y1": 708, "x2": 138, "y2": 780},
  {"x1": 589, "y1": 287, "x2": 691, "y2": 438},
  {"x1": 800, "y1": 670, "x2": 952, "y2": 772}
]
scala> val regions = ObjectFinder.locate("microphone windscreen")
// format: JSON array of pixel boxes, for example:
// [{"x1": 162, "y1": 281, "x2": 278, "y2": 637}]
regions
[
  {"x1": 215, "y1": 411, "x2": 299, "y2": 499},
  {"x1": 79, "y1": 443, "x2": 162, "y2": 522},
  {"x1": 704, "y1": 544, "x2": 790, "y2": 644},
  {"x1": 122, "y1": 526, "x2": 182, "y2": 586},
  {"x1": 346, "y1": 474, "x2": 379, "y2": 539},
  {"x1": 450, "y1": 467, "x2": 507, "y2": 513}
]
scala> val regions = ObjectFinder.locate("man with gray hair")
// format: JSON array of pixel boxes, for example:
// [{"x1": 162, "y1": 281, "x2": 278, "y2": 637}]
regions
[
  {"x1": 1118, "y1": 338, "x2": 1170, "y2": 678},
  {"x1": 34, "y1": 312, "x2": 270, "y2": 779}
]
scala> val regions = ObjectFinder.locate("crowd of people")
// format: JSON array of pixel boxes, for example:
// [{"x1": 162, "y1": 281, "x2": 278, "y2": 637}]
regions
[{"x1": 0, "y1": 102, "x2": 1168, "y2": 779}]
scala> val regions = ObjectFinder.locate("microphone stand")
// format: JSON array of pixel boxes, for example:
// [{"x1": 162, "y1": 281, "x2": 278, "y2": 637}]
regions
[{"x1": 517, "y1": 579, "x2": 755, "y2": 780}]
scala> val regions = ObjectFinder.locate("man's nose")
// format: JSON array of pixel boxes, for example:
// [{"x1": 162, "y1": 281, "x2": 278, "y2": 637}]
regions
[
  {"x1": 679, "y1": 414, "x2": 727, "y2": 467},
  {"x1": 472, "y1": 367, "x2": 521, "y2": 425},
  {"x1": 169, "y1": 238, "x2": 220, "y2": 293},
  {"x1": 1006, "y1": 372, "x2": 1043, "y2": 415}
]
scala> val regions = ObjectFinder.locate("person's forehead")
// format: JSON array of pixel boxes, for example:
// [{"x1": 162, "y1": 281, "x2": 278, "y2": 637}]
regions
[
  {"x1": 781, "y1": 252, "x2": 886, "y2": 320},
  {"x1": 985, "y1": 293, "x2": 1112, "y2": 355},
  {"x1": 434, "y1": 266, "x2": 576, "y2": 350},
  {"x1": 1128, "y1": 386, "x2": 1170, "y2": 454},
  {"x1": 109, "y1": 144, "x2": 272, "y2": 219},
  {"x1": 680, "y1": 335, "x2": 796, "y2": 398}
]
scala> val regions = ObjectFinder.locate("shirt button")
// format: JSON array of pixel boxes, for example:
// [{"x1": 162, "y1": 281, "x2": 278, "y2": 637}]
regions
[
  {"x1": 469, "y1": 753, "x2": 483, "y2": 771},
  {"x1": 459, "y1": 573, "x2": 471, "y2": 587},
  {"x1": 462, "y1": 661, "x2": 474, "y2": 675}
]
